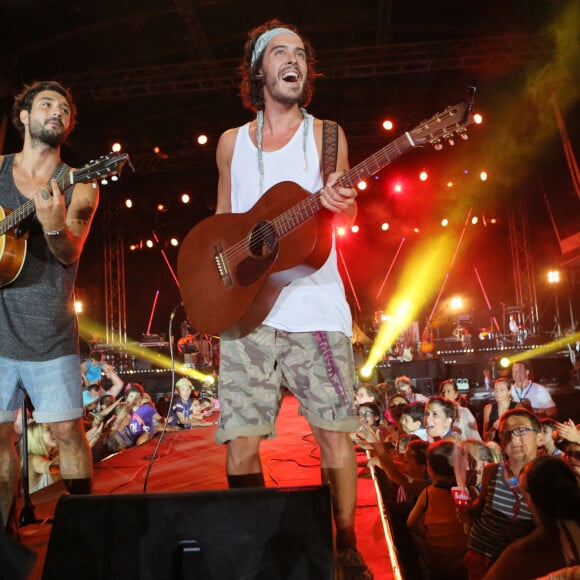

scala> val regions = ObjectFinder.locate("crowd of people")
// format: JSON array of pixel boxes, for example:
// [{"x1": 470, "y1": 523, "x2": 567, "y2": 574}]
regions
[
  {"x1": 16, "y1": 354, "x2": 219, "y2": 490},
  {"x1": 350, "y1": 366, "x2": 580, "y2": 579}
]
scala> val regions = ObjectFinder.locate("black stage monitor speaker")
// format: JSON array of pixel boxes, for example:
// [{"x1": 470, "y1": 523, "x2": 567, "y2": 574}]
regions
[{"x1": 42, "y1": 485, "x2": 333, "y2": 580}]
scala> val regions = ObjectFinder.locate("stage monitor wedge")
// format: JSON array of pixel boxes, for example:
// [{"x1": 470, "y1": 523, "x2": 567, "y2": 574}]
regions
[{"x1": 42, "y1": 485, "x2": 333, "y2": 580}]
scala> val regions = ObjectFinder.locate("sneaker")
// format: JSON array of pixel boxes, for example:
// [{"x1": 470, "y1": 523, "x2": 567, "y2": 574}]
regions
[{"x1": 335, "y1": 546, "x2": 374, "y2": 580}]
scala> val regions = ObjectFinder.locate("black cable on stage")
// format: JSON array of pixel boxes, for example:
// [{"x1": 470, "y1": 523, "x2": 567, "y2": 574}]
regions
[{"x1": 142, "y1": 302, "x2": 183, "y2": 493}]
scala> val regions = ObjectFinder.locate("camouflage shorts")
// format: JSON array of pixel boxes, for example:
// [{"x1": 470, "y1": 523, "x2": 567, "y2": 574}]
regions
[{"x1": 215, "y1": 326, "x2": 359, "y2": 444}]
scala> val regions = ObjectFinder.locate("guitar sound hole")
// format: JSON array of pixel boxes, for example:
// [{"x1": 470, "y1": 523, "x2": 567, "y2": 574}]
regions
[{"x1": 248, "y1": 220, "x2": 278, "y2": 257}]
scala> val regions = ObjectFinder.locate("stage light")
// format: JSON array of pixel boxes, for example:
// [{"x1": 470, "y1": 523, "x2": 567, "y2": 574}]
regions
[
  {"x1": 360, "y1": 365, "x2": 373, "y2": 378},
  {"x1": 394, "y1": 183, "x2": 403, "y2": 193},
  {"x1": 382, "y1": 119, "x2": 394, "y2": 131},
  {"x1": 381, "y1": 223, "x2": 390, "y2": 231},
  {"x1": 451, "y1": 296, "x2": 463, "y2": 310},
  {"x1": 181, "y1": 193, "x2": 191, "y2": 204},
  {"x1": 170, "y1": 238, "x2": 179, "y2": 247},
  {"x1": 500, "y1": 356, "x2": 510, "y2": 368},
  {"x1": 419, "y1": 171, "x2": 428, "y2": 182},
  {"x1": 446, "y1": 181, "x2": 454, "y2": 188},
  {"x1": 157, "y1": 204, "x2": 167, "y2": 212},
  {"x1": 351, "y1": 225, "x2": 359, "y2": 233},
  {"x1": 471, "y1": 216, "x2": 478, "y2": 225},
  {"x1": 145, "y1": 239, "x2": 154, "y2": 248},
  {"x1": 413, "y1": 227, "x2": 420, "y2": 233},
  {"x1": 153, "y1": 146, "x2": 160, "y2": 154},
  {"x1": 129, "y1": 243, "x2": 139, "y2": 251},
  {"x1": 357, "y1": 180, "x2": 367, "y2": 191},
  {"x1": 480, "y1": 171, "x2": 488, "y2": 181},
  {"x1": 197, "y1": 134, "x2": 208, "y2": 145},
  {"x1": 125, "y1": 198, "x2": 133, "y2": 208},
  {"x1": 336, "y1": 226, "x2": 347, "y2": 237},
  {"x1": 547, "y1": 270, "x2": 560, "y2": 284},
  {"x1": 490, "y1": 217, "x2": 497, "y2": 224},
  {"x1": 474, "y1": 113, "x2": 483, "y2": 124},
  {"x1": 74, "y1": 300, "x2": 83, "y2": 314},
  {"x1": 441, "y1": 218, "x2": 449, "y2": 227},
  {"x1": 111, "y1": 142, "x2": 122, "y2": 153}
]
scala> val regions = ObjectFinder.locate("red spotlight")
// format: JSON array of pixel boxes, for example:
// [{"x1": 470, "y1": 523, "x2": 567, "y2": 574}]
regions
[
  {"x1": 382, "y1": 119, "x2": 394, "y2": 131},
  {"x1": 381, "y1": 222, "x2": 390, "y2": 231},
  {"x1": 419, "y1": 171, "x2": 428, "y2": 182},
  {"x1": 393, "y1": 183, "x2": 403, "y2": 193},
  {"x1": 351, "y1": 225, "x2": 359, "y2": 234}
]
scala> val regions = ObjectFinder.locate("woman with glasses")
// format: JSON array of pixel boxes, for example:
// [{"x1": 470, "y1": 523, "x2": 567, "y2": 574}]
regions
[{"x1": 464, "y1": 408, "x2": 542, "y2": 579}]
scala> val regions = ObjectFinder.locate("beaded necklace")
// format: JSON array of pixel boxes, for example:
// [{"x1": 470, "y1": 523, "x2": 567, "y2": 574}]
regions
[{"x1": 255, "y1": 107, "x2": 309, "y2": 194}]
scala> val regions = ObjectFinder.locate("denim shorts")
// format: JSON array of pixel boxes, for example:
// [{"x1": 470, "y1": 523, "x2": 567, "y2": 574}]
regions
[
  {"x1": 215, "y1": 326, "x2": 359, "y2": 444},
  {"x1": 0, "y1": 354, "x2": 83, "y2": 423}
]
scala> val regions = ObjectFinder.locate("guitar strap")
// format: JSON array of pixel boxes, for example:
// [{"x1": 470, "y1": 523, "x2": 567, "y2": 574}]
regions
[{"x1": 322, "y1": 120, "x2": 338, "y2": 183}]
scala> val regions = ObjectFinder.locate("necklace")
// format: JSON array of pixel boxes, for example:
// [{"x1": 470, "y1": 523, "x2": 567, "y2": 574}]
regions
[
  {"x1": 514, "y1": 381, "x2": 533, "y2": 403},
  {"x1": 256, "y1": 107, "x2": 309, "y2": 194}
]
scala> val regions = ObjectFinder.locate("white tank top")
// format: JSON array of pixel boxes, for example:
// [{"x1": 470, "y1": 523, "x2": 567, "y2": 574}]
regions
[{"x1": 230, "y1": 113, "x2": 352, "y2": 335}]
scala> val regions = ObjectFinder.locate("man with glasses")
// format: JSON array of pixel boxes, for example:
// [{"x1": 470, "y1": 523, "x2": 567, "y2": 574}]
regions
[{"x1": 464, "y1": 408, "x2": 543, "y2": 579}]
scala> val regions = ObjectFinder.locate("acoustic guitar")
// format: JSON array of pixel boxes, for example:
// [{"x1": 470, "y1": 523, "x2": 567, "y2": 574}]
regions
[
  {"x1": 0, "y1": 153, "x2": 131, "y2": 287},
  {"x1": 177, "y1": 100, "x2": 477, "y2": 338}
]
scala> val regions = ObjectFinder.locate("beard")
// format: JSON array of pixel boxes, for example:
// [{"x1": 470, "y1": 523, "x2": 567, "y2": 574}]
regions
[
  {"x1": 264, "y1": 75, "x2": 305, "y2": 106},
  {"x1": 29, "y1": 118, "x2": 67, "y2": 148}
]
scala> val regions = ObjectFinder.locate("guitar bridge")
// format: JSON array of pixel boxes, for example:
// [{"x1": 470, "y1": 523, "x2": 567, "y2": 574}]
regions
[{"x1": 214, "y1": 243, "x2": 233, "y2": 288}]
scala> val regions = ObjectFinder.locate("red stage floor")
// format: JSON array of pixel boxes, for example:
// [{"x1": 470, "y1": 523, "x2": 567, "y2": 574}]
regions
[{"x1": 18, "y1": 393, "x2": 395, "y2": 579}]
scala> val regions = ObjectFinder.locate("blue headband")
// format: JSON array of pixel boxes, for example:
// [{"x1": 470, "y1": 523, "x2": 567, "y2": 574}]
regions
[{"x1": 251, "y1": 27, "x2": 299, "y2": 65}]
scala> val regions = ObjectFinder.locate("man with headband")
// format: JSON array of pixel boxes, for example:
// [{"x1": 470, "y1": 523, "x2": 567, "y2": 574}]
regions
[{"x1": 213, "y1": 19, "x2": 372, "y2": 578}]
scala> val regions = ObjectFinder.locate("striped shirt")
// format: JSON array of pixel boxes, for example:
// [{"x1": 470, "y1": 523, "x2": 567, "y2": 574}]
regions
[{"x1": 468, "y1": 463, "x2": 535, "y2": 560}]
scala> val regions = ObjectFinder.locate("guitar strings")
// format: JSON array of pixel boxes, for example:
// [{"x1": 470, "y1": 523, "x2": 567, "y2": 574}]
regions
[{"x1": 216, "y1": 138, "x2": 406, "y2": 264}]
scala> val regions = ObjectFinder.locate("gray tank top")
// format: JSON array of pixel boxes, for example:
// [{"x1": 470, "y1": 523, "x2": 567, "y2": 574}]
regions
[{"x1": 0, "y1": 154, "x2": 79, "y2": 360}]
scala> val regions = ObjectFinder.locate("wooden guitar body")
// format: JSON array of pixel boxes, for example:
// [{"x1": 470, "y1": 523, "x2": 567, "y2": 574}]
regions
[
  {"x1": 177, "y1": 181, "x2": 332, "y2": 338},
  {"x1": 0, "y1": 206, "x2": 27, "y2": 287}
]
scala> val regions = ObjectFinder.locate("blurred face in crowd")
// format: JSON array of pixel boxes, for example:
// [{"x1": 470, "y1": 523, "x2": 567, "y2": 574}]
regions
[
  {"x1": 499, "y1": 414, "x2": 542, "y2": 464},
  {"x1": 493, "y1": 380, "x2": 511, "y2": 402},
  {"x1": 357, "y1": 405, "x2": 379, "y2": 428},
  {"x1": 440, "y1": 382, "x2": 458, "y2": 401},
  {"x1": 425, "y1": 401, "x2": 453, "y2": 438}
]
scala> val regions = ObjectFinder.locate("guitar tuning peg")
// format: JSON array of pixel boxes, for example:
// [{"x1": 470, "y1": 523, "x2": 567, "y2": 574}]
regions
[
  {"x1": 433, "y1": 142, "x2": 444, "y2": 151},
  {"x1": 460, "y1": 132, "x2": 469, "y2": 141},
  {"x1": 447, "y1": 138, "x2": 455, "y2": 146}
]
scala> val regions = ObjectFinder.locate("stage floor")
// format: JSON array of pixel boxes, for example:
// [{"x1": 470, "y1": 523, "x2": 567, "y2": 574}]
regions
[{"x1": 18, "y1": 393, "x2": 394, "y2": 579}]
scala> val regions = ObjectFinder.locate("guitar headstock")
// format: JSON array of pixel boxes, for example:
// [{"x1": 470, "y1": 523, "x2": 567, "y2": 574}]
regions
[
  {"x1": 409, "y1": 101, "x2": 479, "y2": 149},
  {"x1": 72, "y1": 152, "x2": 134, "y2": 184}
]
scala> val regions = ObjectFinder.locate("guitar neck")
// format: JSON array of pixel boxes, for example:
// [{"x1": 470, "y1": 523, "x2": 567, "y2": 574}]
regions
[
  {"x1": 336, "y1": 132, "x2": 415, "y2": 189},
  {"x1": 274, "y1": 132, "x2": 415, "y2": 237},
  {"x1": 0, "y1": 168, "x2": 73, "y2": 236}
]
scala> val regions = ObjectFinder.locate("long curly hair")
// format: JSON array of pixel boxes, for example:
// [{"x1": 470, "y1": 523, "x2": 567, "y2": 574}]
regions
[{"x1": 239, "y1": 19, "x2": 318, "y2": 112}]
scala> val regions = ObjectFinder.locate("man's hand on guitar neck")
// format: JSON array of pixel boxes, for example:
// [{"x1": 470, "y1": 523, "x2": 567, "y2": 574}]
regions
[
  {"x1": 35, "y1": 177, "x2": 99, "y2": 266},
  {"x1": 320, "y1": 170, "x2": 357, "y2": 228}
]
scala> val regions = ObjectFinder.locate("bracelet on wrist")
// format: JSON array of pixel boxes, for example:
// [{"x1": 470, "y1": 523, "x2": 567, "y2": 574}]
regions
[{"x1": 43, "y1": 225, "x2": 66, "y2": 237}]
